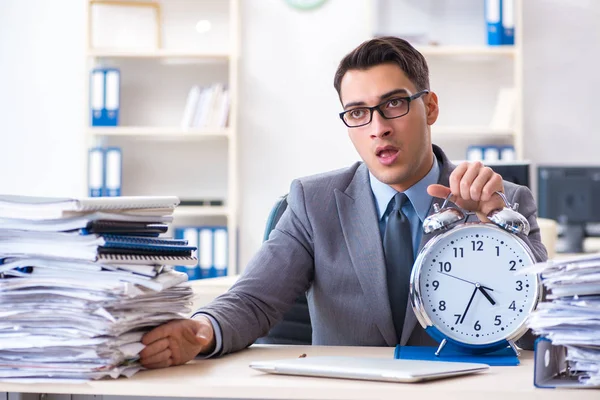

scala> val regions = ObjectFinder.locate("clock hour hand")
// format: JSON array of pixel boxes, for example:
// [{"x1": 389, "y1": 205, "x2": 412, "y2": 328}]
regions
[
  {"x1": 478, "y1": 285, "x2": 496, "y2": 305},
  {"x1": 459, "y1": 286, "x2": 478, "y2": 324}
]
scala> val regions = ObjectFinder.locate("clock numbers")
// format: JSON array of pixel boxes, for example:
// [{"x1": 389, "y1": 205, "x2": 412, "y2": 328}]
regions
[
  {"x1": 416, "y1": 225, "x2": 537, "y2": 346},
  {"x1": 454, "y1": 314, "x2": 461, "y2": 324},
  {"x1": 438, "y1": 261, "x2": 452, "y2": 273},
  {"x1": 471, "y1": 240, "x2": 483, "y2": 251}
]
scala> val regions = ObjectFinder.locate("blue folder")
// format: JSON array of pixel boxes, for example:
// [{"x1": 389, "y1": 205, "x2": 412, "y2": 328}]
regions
[{"x1": 395, "y1": 345, "x2": 519, "y2": 366}]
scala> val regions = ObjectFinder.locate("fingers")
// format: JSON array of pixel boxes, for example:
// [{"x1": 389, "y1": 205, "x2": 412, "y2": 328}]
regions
[
  {"x1": 139, "y1": 337, "x2": 169, "y2": 360},
  {"x1": 142, "y1": 322, "x2": 174, "y2": 346},
  {"x1": 139, "y1": 318, "x2": 216, "y2": 370},
  {"x1": 430, "y1": 161, "x2": 505, "y2": 215},
  {"x1": 481, "y1": 172, "x2": 503, "y2": 202},
  {"x1": 140, "y1": 348, "x2": 172, "y2": 368},
  {"x1": 470, "y1": 166, "x2": 494, "y2": 201},
  {"x1": 449, "y1": 162, "x2": 503, "y2": 202},
  {"x1": 449, "y1": 162, "x2": 469, "y2": 199},
  {"x1": 427, "y1": 183, "x2": 451, "y2": 200}
]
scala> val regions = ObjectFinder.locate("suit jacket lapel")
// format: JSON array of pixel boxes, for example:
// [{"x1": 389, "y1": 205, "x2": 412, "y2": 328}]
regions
[
  {"x1": 400, "y1": 145, "x2": 456, "y2": 345},
  {"x1": 334, "y1": 164, "x2": 397, "y2": 346}
]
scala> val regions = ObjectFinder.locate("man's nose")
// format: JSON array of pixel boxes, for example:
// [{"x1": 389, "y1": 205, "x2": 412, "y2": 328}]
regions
[{"x1": 370, "y1": 109, "x2": 392, "y2": 138}]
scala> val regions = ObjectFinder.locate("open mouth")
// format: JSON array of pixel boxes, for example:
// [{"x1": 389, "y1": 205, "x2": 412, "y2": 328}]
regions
[{"x1": 376, "y1": 146, "x2": 399, "y2": 165}]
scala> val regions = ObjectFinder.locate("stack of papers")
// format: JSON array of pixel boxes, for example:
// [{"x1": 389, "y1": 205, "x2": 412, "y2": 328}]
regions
[
  {"x1": 0, "y1": 195, "x2": 196, "y2": 382},
  {"x1": 523, "y1": 253, "x2": 600, "y2": 386}
]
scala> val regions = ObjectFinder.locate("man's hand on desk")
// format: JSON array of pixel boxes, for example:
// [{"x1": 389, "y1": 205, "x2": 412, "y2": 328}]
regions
[{"x1": 140, "y1": 316, "x2": 215, "y2": 369}]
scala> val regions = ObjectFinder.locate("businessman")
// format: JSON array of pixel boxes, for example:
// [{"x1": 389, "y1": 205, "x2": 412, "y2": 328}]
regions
[{"x1": 140, "y1": 37, "x2": 547, "y2": 368}]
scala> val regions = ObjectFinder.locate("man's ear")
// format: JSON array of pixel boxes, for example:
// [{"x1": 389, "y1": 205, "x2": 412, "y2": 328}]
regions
[{"x1": 425, "y1": 91, "x2": 439, "y2": 125}]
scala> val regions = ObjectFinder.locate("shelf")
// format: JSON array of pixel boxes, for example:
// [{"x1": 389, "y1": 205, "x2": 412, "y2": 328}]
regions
[
  {"x1": 415, "y1": 45, "x2": 516, "y2": 57},
  {"x1": 87, "y1": 48, "x2": 230, "y2": 61},
  {"x1": 173, "y1": 206, "x2": 229, "y2": 218},
  {"x1": 432, "y1": 126, "x2": 514, "y2": 139},
  {"x1": 88, "y1": 127, "x2": 231, "y2": 139}
]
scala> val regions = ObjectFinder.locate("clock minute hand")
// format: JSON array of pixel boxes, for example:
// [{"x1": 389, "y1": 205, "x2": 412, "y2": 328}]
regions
[{"x1": 459, "y1": 286, "x2": 478, "y2": 324}]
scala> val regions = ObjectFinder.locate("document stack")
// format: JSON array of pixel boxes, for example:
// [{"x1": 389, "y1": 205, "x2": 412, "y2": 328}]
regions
[
  {"x1": 0, "y1": 195, "x2": 197, "y2": 382},
  {"x1": 523, "y1": 253, "x2": 600, "y2": 387}
]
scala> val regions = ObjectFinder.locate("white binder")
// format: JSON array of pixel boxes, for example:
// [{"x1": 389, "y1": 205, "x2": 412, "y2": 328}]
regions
[
  {"x1": 199, "y1": 228, "x2": 214, "y2": 279},
  {"x1": 88, "y1": 147, "x2": 105, "y2": 197},
  {"x1": 104, "y1": 147, "x2": 122, "y2": 197},
  {"x1": 213, "y1": 227, "x2": 228, "y2": 277}
]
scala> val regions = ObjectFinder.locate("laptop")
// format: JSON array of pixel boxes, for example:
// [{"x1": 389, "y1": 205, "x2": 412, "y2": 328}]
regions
[{"x1": 249, "y1": 356, "x2": 489, "y2": 383}]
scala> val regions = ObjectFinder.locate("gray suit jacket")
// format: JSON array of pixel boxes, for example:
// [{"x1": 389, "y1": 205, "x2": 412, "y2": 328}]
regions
[{"x1": 200, "y1": 145, "x2": 548, "y2": 355}]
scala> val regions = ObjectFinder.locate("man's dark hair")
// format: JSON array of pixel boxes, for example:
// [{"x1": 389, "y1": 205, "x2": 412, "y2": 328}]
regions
[{"x1": 333, "y1": 36, "x2": 430, "y2": 97}]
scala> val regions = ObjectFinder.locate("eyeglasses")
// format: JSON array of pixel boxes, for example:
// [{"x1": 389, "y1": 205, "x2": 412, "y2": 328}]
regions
[{"x1": 339, "y1": 90, "x2": 430, "y2": 128}]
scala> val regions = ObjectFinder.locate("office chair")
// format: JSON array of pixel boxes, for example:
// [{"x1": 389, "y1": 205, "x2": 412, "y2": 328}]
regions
[{"x1": 254, "y1": 194, "x2": 313, "y2": 345}]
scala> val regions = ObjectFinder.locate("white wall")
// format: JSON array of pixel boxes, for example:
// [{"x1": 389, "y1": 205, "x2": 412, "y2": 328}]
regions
[
  {"x1": 0, "y1": 0, "x2": 86, "y2": 197},
  {"x1": 237, "y1": 0, "x2": 370, "y2": 267},
  {"x1": 522, "y1": 0, "x2": 600, "y2": 165},
  {"x1": 1, "y1": 0, "x2": 599, "y2": 271}
]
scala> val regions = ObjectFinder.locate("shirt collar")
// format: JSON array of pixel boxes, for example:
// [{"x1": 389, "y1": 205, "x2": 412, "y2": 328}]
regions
[{"x1": 369, "y1": 155, "x2": 440, "y2": 222}]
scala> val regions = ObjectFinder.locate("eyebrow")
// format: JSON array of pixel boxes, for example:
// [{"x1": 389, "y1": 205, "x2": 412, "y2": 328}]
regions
[{"x1": 343, "y1": 88, "x2": 410, "y2": 109}]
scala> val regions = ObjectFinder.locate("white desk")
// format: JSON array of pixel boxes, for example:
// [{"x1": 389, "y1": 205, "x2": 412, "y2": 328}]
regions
[{"x1": 0, "y1": 345, "x2": 597, "y2": 400}]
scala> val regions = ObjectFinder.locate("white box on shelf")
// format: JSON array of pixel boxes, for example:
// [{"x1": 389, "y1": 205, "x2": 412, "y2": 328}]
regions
[{"x1": 90, "y1": 1, "x2": 161, "y2": 50}]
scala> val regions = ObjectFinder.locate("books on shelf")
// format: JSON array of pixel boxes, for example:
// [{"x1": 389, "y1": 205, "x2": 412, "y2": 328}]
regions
[
  {"x1": 175, "y1": 226, "x2": 228, "y2": 280},
  {"x1": 90, "y1": 67, "x2": 121, "y2": 127},
  {"x1": 89, "y1": 147, "x2": 122, "y2": 197},
  {"x1": 485, "y1": 0, "x2": 515, "y2": 46},
  {"x1": 181, "y1": 83, "x2": 230, "y2": 129}
]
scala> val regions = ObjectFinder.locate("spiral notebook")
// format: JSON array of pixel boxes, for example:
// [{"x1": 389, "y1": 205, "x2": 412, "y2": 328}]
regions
[{"x1": 0, "y1": 195, "x2": 180, "y2": 220}]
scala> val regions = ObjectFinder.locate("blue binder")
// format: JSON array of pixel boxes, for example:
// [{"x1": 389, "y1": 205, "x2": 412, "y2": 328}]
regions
[
  {"x1": 104, "y1": 147, "x2": 122, "y2": 197},
  {"x1": 213, "y1": 227, "x2": 228, "y2": 277},
  {"x1": 90, "y1": 67, "x2": 120, "y2": 126},
  {"x1": 485, "y1": 0, "x2": 503, "y2": 46},
  {"x1": 198, "y1": 227, "x2": 214, "y2": 279},
  {"x1": 501, "y1": 0, "x2": 515, "y2": 45},
  {"x1": 174, "y1": 227, "x2": 200, "y2": 280},
  {"x1": 88, "y1": 147, "x2": 105, "y2": 197}
]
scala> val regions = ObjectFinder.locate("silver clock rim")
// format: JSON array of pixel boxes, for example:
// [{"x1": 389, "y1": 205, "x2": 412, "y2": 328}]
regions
[{"x1": 409, "y1": 222, "x2": 542, "y2": 346}]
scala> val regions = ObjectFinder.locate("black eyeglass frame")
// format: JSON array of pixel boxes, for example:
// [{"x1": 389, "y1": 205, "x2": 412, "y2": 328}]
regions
[{"x1": 338, "y1": 89, "x2": 430, "y2": 128}]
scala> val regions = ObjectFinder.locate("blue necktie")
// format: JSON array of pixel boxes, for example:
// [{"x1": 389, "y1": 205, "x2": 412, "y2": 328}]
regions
[{"x1": 383, "y1": 192, "x2": 414, "y2": 343}]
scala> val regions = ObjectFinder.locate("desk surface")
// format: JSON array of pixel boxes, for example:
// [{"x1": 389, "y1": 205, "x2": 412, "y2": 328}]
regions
[{"x1": 0, "y1": 345, "x2": 597, "y2": 400}]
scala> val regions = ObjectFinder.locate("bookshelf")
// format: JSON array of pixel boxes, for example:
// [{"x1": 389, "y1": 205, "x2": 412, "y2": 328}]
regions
[
  {"x1": 84, "y1": 0, "x2": 240, "y2": 277},
  {"x1": 89, "y1": 127, "x2": 231, "y2": 139},
  {"x1": 372, "y1": 0, "x2": 524, "y2": 161}
]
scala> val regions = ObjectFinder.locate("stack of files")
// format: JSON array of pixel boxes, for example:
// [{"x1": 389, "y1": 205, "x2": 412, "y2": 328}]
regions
[
  {"x1": 522, "y1": 253, "x2": 600, "y2": 387},
  {"x1": 0, "y1": 195, "x2": 198, "y2": 382}
]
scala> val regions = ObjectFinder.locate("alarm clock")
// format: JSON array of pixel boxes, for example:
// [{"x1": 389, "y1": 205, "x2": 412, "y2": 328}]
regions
[{"x1": 410, "y1": 192, "x2": 542, "y2": 356}]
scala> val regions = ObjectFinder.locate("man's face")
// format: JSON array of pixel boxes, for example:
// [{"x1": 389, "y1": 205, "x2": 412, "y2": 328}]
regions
[{"x1": 339, "y1": 63, "x2": 438, "y2": 191}]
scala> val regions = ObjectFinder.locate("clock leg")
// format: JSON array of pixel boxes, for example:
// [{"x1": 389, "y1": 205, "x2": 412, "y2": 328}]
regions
[
  {"x1": 434, "y1": 339, "x2": 447, "y2": 357},
  {"x1": 508, "y1": 340, "x2": 521, "y2": 357}
]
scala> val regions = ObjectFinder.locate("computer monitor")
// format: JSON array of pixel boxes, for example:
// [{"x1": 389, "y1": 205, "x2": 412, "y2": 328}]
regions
[
  {"x1": 537, "y1": 166, "x2": 600, "y2": 253},
  {"x1": 486, "y1": 162, "x2": 530, "y2": 189}
]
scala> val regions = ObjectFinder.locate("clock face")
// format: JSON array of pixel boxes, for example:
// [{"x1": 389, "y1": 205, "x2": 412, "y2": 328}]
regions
[{"x1": 411, "y1": 224, "x2": 539, "y2": 346}]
